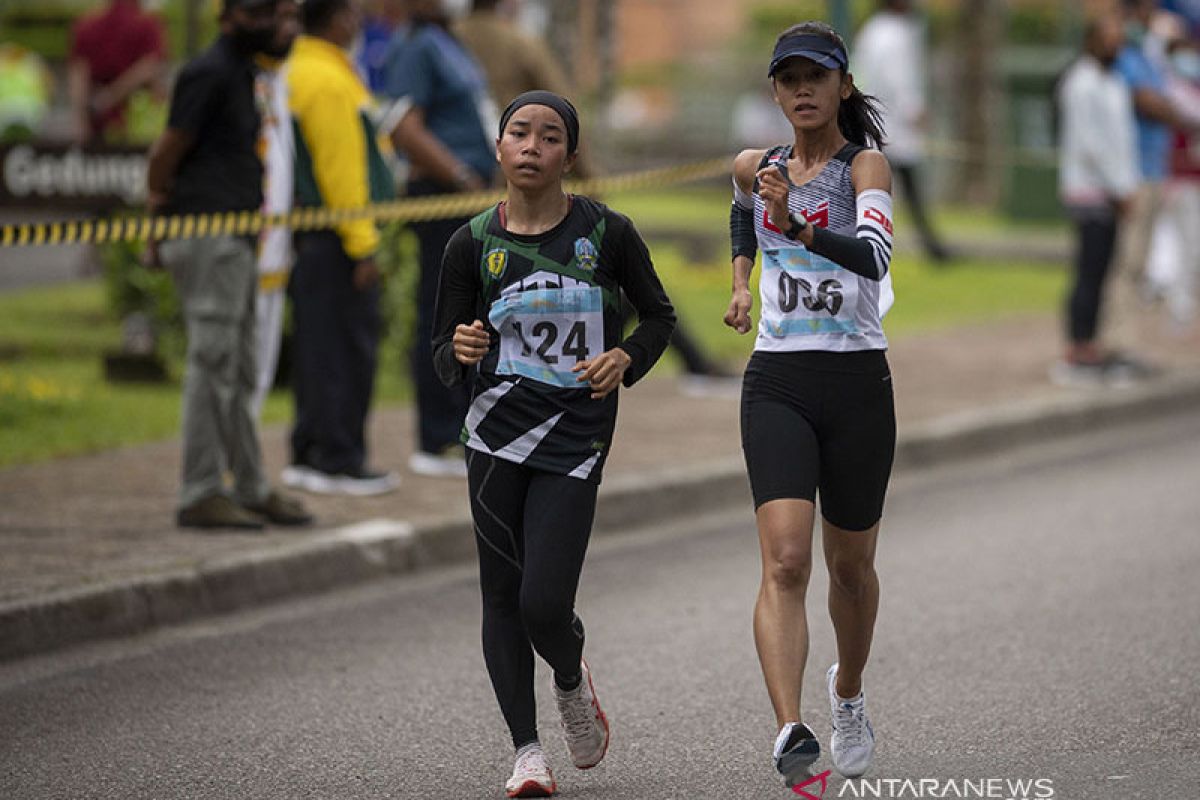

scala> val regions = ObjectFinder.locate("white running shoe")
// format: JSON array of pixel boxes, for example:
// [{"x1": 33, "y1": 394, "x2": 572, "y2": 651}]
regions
[
  {"x1": 505, "y1": 745, "x2": 556, "y2": 798},
  {"x1": 281, "y1": 464, "x2": 400, "y2": 496},
  {"x1": 773, "y1": 721, "x2": 821, "y2": 787},
  {"x1": 827, "y1": 663, "x2": 875, "y2": 778},
  {"x1": 408, "y1": 446, "x2": 468, "y2": 478},
  {"x1": 553, "y1": 660, "x2": 610, "y2": 769}
]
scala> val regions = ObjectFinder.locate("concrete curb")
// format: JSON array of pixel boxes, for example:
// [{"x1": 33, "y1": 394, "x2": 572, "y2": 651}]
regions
[{"x1": 4, "y1": 370, "x2": 1200, "y2": 662}]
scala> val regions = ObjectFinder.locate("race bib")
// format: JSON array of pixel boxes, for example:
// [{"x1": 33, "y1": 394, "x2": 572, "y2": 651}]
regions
[
  {"x1": 759, "y1": 246, "x2": 861, "y2": 338},
  {"x1": 488, "y1": 286, "x2": 604, "y2": 388}
]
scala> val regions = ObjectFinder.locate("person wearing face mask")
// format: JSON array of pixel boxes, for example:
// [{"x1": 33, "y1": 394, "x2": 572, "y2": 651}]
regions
[
  {"x1": 146, "y1": 0, "x2": 313, "y2": 530},
  {"x1": 1108, "y1": 0, "x2": 1200, "y2": 373},
  {"x1": 250, "y1": 0, "x2": 301, "y2": 418},
  {"x1": 1053, "y1": 13, "x2": 1142, "y2": 386},
  {"x1": 1144, "y1": 19, "x2": 1200, "y2": 326},
  {"x1": 280, "y1": 0, "x2": 401, "y2": 497}
]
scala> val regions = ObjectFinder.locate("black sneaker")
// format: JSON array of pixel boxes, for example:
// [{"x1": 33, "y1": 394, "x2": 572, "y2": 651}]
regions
[
  {"x1": 773, "y1": 722, "x2": 821, "y2": 787},
  {"x1": 177, "y1": 495, "x2": 265, "y2": 531}
]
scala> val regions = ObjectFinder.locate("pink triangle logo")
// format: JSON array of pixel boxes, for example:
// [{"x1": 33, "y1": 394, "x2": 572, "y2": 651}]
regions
[{"x1": 791, "y1": 770, "x2": 831, "y2": 799}]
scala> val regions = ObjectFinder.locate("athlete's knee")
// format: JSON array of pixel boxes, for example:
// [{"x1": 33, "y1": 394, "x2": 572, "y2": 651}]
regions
[
  {"x1": 826, "y1": 552, "x2": 876, "y2": 596},
  {"x1": 187, "y1": 317, "x2": 239, "y2": 375},
  {"x1": 519, "y1": 591, "x2": 574, "y2": 638},
  {"x1": 763, "y1": 545, "x2": 812, "y2": 592}
]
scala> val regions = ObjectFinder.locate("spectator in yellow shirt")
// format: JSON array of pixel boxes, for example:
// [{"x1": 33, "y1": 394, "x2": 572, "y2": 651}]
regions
[{"x1": 281, "y1": 0, "x2": 400, "y2": 496}]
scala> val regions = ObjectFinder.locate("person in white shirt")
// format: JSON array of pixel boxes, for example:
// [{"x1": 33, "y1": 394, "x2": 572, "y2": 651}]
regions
[
  {"x1": 1054, "y1": 12, "x2": 1141, "y2": 384},
  {"x1": 252, "y1": 0, "x2": 300, "y2": 417},
  {"x1": 853, "y1": 0, "x2": 949, "y2": 261}
]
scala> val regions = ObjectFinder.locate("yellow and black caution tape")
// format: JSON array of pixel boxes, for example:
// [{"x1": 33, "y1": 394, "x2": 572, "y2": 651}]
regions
[{"x1": 0, "y1": 157, "x2": 731, "y2": 249}]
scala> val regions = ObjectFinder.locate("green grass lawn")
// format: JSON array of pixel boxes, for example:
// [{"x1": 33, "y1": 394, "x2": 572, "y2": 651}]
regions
[
  {"x1": 0, "y1": 198, "x2": 1066, "y2": 468},
  {"x1": 0, "y1": 281, "x2": 411, "y2": 467}
]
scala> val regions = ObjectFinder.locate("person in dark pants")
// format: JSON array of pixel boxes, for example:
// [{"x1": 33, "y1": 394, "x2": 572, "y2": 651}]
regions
[
  {"x1": 1053, "y1": 13, "x2": 1140, "y2": 386},
  {"x1": 408, "y1": 187, "x2": 475, "y2": 466},
  {"x1": 146, "y1": 0, "x2": 311, "y2": 530},
  {"x1": 280, "y1": 0, "x2": 399, "y2": 496},
  {"x1": 382, "y1": 0, "x2": 495, "y2": 478}
]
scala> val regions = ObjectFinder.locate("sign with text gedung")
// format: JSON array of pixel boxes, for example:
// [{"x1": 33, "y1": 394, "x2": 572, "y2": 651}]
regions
[{"x1": 1, "y1": 143, "x2": 146, "y2": 209}]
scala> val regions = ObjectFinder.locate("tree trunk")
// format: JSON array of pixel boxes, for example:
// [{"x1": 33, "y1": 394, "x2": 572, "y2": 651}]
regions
[
  {"x1": 956, "y1": 0, "x2": 1003, "y2": 202},
  {"x1": 545, "y1": 0, "x2": 614, "y2": 102}
]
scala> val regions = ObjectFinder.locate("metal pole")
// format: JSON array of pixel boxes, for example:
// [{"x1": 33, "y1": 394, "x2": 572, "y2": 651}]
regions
[
  {"x1": 829, "y1": 0, "x2": 852, "y2": 38},
  {"x1": 185, "y1": 0, "x2": 201, "y2": 58}
]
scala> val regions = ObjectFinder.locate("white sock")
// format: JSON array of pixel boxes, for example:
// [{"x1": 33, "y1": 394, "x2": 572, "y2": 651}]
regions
[{"x1": 515, "y1": 741, "x2": 542, "y2": 758}]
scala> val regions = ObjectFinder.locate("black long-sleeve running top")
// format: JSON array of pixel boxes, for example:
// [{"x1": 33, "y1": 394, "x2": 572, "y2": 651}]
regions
[{"x1": 432, "y1": 195, "x2": 676, "y2": 483}]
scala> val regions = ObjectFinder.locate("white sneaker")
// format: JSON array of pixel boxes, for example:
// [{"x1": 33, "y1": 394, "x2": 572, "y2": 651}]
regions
[
  {"x1": 553, "y1": 660, "x2": 610, "y2": 769},
  {"x1": 281, "y1": 465, "x2": 400, "y2": 496},
  {"x1": 827, "y1": 663, "x2": 875, "y2": 778},
  {"x1": 281, "y1": 464, "x2": 315, "y2": 490},
  {"x1": 772, "y1": 722, "x2": 820, "y2": 787},
  {"x1": 505, "y1": 745, "x2": 556, "y2": 798},
  {"x1": 1048, "y1": 360, "x2": 1106, "y2": 389},
  {"x1": 408, "y1": 446, "x2": 468, "y2": 478}
]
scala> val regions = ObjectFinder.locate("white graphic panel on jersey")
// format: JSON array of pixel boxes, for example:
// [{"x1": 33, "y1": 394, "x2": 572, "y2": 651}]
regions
[
  {"x1": 500, "y1": 270, "x2": 592, "y2": 296},
  {"x1": 489, "y1": 283, "x2": 604, "y2": 389}
]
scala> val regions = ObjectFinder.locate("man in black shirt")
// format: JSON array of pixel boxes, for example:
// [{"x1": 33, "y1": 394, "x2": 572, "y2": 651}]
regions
[{"x1": 147, "y1": 0, "x2": 311, "y2": 530}]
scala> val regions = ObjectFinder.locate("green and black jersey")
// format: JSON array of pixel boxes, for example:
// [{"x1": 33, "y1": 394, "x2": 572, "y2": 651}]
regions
[{"x1": 432, "y1": 195, "x2": 676, "y2": 483}]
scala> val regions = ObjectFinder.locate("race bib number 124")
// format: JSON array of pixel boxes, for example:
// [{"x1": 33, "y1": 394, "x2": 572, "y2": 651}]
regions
[{"x1": 489, "y1": 286, "x2": 605, "y2": 388}]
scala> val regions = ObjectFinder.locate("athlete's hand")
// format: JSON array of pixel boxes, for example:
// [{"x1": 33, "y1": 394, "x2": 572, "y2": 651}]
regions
[
  {"x1": 453, "y1": 320, "x2": 490, "y2": 366},
  {"x1": 756, "y1": 165, "x2": 791, "y2": 233},
  {"x1": 573, "y1": 347, "x2": 632, "y2": 399},
  {"x1": 724, "y1": 288, "x2": 754, "y2": 335}
]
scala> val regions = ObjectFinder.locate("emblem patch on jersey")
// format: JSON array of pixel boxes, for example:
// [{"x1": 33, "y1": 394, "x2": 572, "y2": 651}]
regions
[
  {"x1": 485, "y1": 248, "x2": 508, "y2": 279},
  {"x1": 573, "y1": 237, "x2": 598, "y2": 271}
]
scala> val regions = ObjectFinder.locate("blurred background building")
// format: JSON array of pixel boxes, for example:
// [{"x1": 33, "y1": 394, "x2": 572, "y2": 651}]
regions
[{"x1": 0, "y1": 0, "x2": 1188, "y2": 213}]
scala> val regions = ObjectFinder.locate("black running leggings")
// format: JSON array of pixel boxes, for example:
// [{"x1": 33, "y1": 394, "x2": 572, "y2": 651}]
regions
[{"x1": 467, "y1": 450, "x2": 598, "y2": 749}]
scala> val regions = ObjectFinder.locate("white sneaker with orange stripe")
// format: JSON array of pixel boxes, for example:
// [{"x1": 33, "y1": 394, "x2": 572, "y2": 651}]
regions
[
  {"x1": 505, "y1": 744, "x2": 556, "y2": 798},
  {"x1": 553, "y1": 660, "x2": 610, "y2": 769}
]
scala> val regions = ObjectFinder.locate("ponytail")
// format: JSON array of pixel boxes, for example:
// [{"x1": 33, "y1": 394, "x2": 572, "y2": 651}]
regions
[
  {"x1": 774, "y1": 21, "x2": 888, "y2": 150},
  {"x1": 839, "y1": 85, "x2": 887, "y2": 149}
]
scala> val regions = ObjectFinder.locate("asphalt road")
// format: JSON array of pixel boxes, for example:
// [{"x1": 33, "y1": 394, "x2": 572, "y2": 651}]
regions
[{"x1": 3, "y1": 411, "x2": 1200, "y2": 800}]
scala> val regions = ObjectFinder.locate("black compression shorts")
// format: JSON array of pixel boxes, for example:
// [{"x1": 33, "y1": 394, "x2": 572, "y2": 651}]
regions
[{"x1": 740, "y1": 349, "x2": 896, "y2": 531}]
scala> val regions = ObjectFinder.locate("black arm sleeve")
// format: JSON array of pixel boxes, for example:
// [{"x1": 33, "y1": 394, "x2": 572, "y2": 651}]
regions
[
  {"x1": 611, "y1": 213, "x2": 677, "y2": 387},
  {"x1": 431, "y1": 224, "x2": 483, "y2": 388},
  {"x1": 730, "y1": 201, "x2": 757, "y2": 261},
  {"x1": 808, "y1": 224, "x2": 885, "y2": 281}
]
